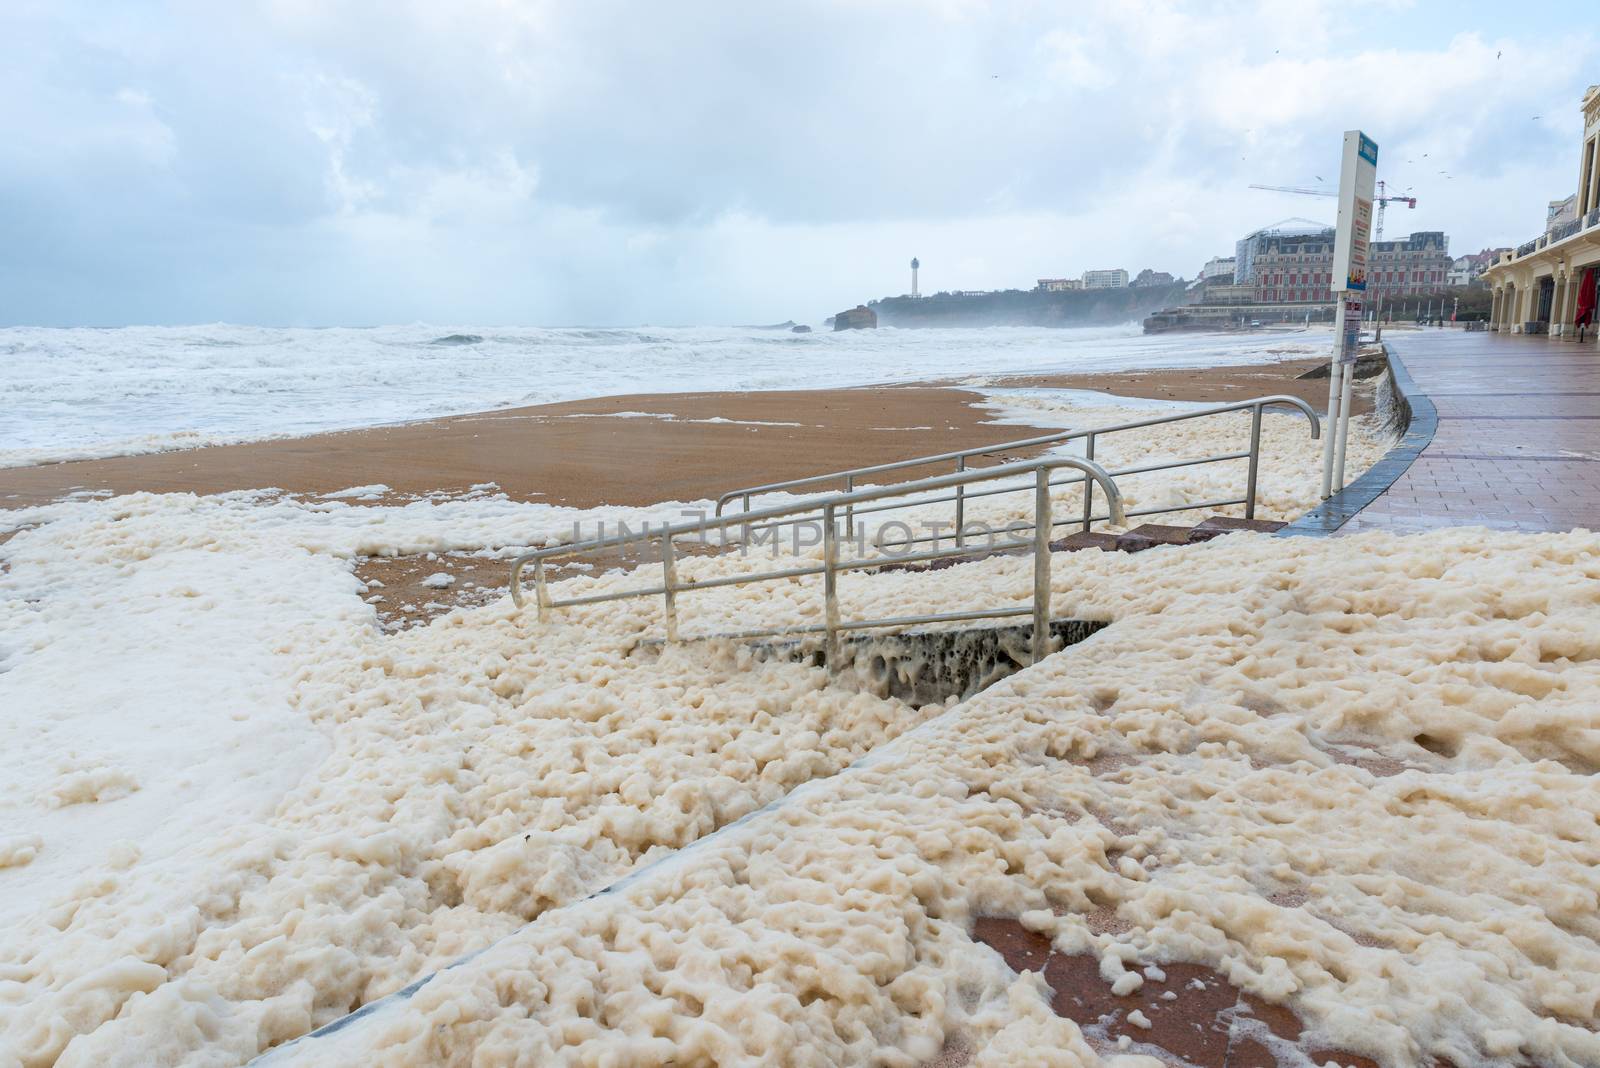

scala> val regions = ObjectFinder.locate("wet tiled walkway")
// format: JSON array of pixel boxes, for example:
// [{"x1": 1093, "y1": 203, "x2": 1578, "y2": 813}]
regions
[{"x1": 1340, "y1": 329, "x2": 1600, "y2": 534}]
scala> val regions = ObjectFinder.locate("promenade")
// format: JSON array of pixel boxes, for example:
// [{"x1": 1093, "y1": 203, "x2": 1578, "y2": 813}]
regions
[{"x1": 1336, "y1": 329, "x2": 1600, "y2": 533}]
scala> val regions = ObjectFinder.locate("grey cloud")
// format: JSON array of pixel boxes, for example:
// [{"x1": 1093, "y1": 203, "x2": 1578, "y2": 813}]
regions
[{"x1": 0, "y1": 2, "x2": 1595, "y2": 326}]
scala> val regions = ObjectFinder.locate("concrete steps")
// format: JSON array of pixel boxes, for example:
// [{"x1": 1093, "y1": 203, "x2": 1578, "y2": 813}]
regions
[
  {"x1": 880, "y1": 515, "x2": 1287, "y2": 575},
  {"x1": 748, "y1": 517, "x2": 1287, "y2": 703},
  {"x1": 756, "y1": 618, "x2": 1110, "y2": 704}
]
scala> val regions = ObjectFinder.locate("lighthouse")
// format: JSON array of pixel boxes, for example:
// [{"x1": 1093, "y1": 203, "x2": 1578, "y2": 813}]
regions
[{"x1": 910, "y1": 257, "x2": 920, "y2": 298}]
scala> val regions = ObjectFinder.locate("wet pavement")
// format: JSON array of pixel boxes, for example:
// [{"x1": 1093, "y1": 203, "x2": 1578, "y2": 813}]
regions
[{"x1": 1343, "y1": 330, "x2": 1600, "y2": 534}]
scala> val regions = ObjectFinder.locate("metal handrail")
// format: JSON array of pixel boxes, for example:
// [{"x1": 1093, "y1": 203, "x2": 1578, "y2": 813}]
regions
[
  {"x1": 510, "y1": 456, "x2": 1125, "y2": 667},
  {"x1": 714, "y1": 394, "x2": 1320, "y2": 541}
]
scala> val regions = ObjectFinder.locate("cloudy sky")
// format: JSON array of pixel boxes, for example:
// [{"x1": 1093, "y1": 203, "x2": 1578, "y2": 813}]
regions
[{"x1": 2, "y1": 0, "x2": 1595, "y2": 327}]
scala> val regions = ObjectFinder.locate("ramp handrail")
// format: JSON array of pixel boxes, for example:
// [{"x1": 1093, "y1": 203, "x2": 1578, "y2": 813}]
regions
[
  {"x1": 713, "y1": 394, "x2": 1320, "y2": 545},
  {"x1": 511, "y1": 456, "x2": 1125, "y2": 667}
]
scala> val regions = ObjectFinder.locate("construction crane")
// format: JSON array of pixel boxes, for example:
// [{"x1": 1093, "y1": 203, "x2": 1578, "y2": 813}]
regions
[{"x1": 1247, "y1": 180, "x2": 1417, "y2": 241}]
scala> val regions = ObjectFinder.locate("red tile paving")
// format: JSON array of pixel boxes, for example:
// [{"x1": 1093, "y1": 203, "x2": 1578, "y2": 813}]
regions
[
  {"x1": 968, "y1": 917, "x2": 1392, "y2": 1068},
  {"x1": 1342, "y1": 330, "x2": 1600, "y2": 534}
]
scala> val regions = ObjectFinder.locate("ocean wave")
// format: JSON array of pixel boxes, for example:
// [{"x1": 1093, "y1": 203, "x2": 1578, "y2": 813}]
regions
[{"x1": 0, "y1": 323, "x2": 1325, "y2": 466}]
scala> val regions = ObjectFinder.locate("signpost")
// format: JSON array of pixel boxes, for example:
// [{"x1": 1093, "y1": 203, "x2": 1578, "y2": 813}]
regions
[{"x1": 1322, "y1": 130, "x2": 1378, "y2": 498}]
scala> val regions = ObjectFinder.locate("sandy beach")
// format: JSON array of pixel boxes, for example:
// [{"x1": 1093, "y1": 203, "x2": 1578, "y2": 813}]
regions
[
  {"x1": 1, "y1": 354, "x2": 1375, "y2": 629},
  {"x1": 0, "y1": 357, "x2": 1359, "y2": 511}
]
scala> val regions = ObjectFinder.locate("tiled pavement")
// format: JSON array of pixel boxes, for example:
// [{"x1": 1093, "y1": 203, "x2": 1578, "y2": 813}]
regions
[{"x1": 1338, "y1": 329, "x2": 1600, "y2": 534}]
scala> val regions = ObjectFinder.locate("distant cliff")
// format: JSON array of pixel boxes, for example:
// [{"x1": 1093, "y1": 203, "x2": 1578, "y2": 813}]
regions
[{"x1": 869, "y1": 281, "x2": 1189, "y2": 328}]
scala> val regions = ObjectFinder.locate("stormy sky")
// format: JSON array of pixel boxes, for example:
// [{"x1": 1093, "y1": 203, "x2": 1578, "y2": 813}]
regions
[{"x1": 2, "y1": 1, "x2": 1595, "y2": 327}]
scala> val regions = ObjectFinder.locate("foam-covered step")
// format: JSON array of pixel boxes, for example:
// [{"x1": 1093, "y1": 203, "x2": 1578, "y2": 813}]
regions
[
  {"x1": 1188, "y1": 516, "x2": 1289, "y2": 542},
  {"x1": 1115, "y1": 524, "x2": 1195, "y2": 552},
  {"x1": 1049, "y1": 531, "x2": 1121, "y2": 553}
]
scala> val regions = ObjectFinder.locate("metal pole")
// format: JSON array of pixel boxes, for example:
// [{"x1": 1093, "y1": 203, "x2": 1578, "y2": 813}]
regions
[
  {"x1": 954, "y1": 456, "x2": 966, "y2": 548},
  {"x1": 1245, "y1": 404, "x2": 1262, "y2": 519},
  {"x1": 742, "y1": 492, "x2": 752, "y2": 543},
  {"x1": 1333, "y1": 353, "x2": 1355, "y2": 490},
  {"x1": 661, "y1": 534, "x2": 678, "y2": 642},
  {"x1": 1080, "y1": 433, "x2": 1096, "y2": 532},
  {"x1": 844, "y1": 474, "x2": 854, "y2": 531},
  {"x1": 1032, "y1": 468, "x2": 1052, "y2": 665},
  {"x1": 823, "y1": 504, "x2": 840, "y2": 670},
  {"x1": 1319, "y1": 353, "x2": 1343, "y2": 498}
]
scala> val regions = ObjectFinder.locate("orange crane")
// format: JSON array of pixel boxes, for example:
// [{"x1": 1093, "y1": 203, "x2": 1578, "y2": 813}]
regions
[{"x1": 1247, "y1": 180, "x2": 1417, "y2": 241}]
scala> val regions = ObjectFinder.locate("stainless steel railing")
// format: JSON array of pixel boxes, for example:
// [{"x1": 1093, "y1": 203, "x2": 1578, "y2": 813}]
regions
[
  {"x1": 714, "y1": 395, "x2": 1320, "y2": 548},
  {"x1": 510, "y1": 456, "x2": 1125, "y2": 667}
]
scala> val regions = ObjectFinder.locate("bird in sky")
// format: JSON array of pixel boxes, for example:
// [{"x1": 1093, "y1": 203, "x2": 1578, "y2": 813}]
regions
[{"x1": 1496, "y1": 50, "x2": 1503, "y2": 59}]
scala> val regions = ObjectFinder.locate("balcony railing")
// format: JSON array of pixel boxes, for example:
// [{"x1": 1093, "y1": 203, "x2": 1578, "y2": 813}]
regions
[{"x1": 1508, "y1": 206, "x2": 1600, "y2": 262}]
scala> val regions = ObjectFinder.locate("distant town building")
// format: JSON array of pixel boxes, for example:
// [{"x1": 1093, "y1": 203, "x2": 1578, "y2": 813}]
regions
[
  {"x1": 1036, "y1": 278, "x2": 1083, "y2": 292},
  {"x1": 1549, "y1": 194, "x2": 1579, "y2": 229},
  {"x1": 1482, "y1": 84, "x2": 1600, "y2": 335},
  {"x1": 1367, "y1": 232, "x2": 1452, "y2": 301},
  {"x1": 1447, "y1": 248, "x2": 1508, "y2": 287},
  {"x1": 1132, "y1": 269, "x2": 1175, "y2": 287},
  {"x1": 1081, "y1": 269, "x2": 1129, "y2": 289},
  {"x1": 1200, "y1": 256, "x2": 1236, "y2": 282}
]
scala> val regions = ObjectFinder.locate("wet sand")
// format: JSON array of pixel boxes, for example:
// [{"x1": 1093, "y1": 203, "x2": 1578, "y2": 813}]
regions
[
  {"x1": 0, "y1": 387, "x2": 1060, "y2": 510},
  {"x1": 985, "y1": 356, "x2": 1368, "y2": 411},
  {"x1": 1, "y1": 358, "x2": 1359, "y2": 511}
]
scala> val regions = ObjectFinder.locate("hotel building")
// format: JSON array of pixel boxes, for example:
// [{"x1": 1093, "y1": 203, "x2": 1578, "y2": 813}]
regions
[
  {"x1": 1081, "y1": 268, "x2": 1129, "y2": 289},
  {"x1": 1236, "y1": 221, "x2": 1450, "y2": 305}
]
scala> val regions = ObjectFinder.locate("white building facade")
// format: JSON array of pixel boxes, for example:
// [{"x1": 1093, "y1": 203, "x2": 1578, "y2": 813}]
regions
[
  {"x1": 1081, "y1": 269, "x2": 1129, "y2": 289},
  {"x1": 1483, "y1": 86, "x2": 1600, "y2": 337}
]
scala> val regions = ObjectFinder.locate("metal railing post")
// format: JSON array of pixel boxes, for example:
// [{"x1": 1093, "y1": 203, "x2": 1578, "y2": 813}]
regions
[
  {"x1": 823, "y1": 503, "x2": 840, "y2": 670},
  {"x1": 1032, "y1": 467, "x2": 1052, "y2": 665},
  {"x1": 1245, "y1": 404, "x2": 1262, "y2": 520},
  {"x1": 1080, "y1": 432, "x2": 1096, "y2": 532},
  {"x1": 954, "y1": 455, "x2": 967, "y2": 547},
  {"x1": 661, "y1": 533, "x2": 679, "y2": 642},
  {"x1": 533, "y1": 558, "x2": 551, "y2": 622},
  {"x1": 844, "y1": 475, "x2": 855, "y2": 531},
  {"x1": 511, "y1": 457, "x2": 1126, "y2": 647}
]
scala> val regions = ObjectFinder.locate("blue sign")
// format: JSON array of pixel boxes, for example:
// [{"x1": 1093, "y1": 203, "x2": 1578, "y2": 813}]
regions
[{"x1": 1358, "y1": 133, "x2": 1378, "y2": 166}]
